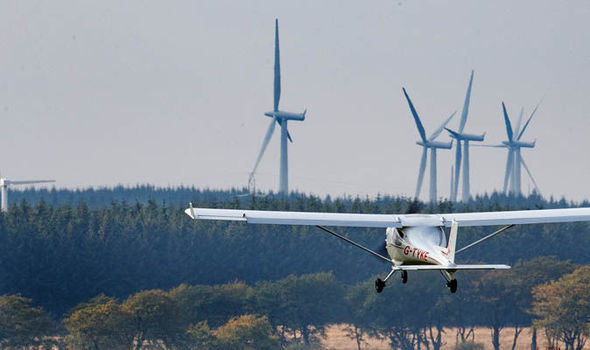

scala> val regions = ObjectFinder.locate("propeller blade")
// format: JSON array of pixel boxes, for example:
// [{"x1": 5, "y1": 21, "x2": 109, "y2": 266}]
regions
[
  {"x1": 459, "y1": 70, "x2": 474, "y2": 133},
  {"x1": 375, "y1": 241, "x2": 388, "y2": 258},
  {"x1": 273, "y1": 19, "x2": 281, "y2": 112},
  {"x1": 517, "y1": 101, "x2": 541, "y2": 140},
  {"x1": 403, "y1": 88, "x2": 427, "y2": 143},
  {"x1": 429, "y1": 111, "x2": 457, "y2": 141},
  {"x1": 454, "y1": 142, "x2": 462, "y2": 198},
  {"x1": 415, "y1": 147, "x2": 427, "y2": 198},
  {"x1": 502, "y1": 102, "x2": 514, "y2": 142},
  {"x1": 521, "y1": 156, "x2": 540, "y2": 194},
  {"x1": 252, "y1": 118, "x2": 277, "y2": 174},
  {"x1": 503, "y1": 150, "x2": 514, "y2": 193}
]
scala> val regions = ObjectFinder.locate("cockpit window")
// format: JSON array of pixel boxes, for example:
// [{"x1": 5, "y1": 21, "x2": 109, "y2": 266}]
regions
[{"x1": 402, "y1": 226, "x2": 447, "y2": 247}]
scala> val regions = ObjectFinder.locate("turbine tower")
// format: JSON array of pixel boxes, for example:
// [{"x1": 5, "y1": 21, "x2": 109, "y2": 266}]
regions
[
  {"x1": 489, "y1": 102, "x2": 540, "y2": 195},
  {"x1": 402, "y1": 88, "x2": 456, "y2": 204},
  {"x1": 249, "y1": 19, "x2": 306, "y2": 195},
  {"x1": 445, "y1": 70, "x2": 485, "y2": 202},
  {"x1": 0, "y1": 177, "x2": 55, "y2": 212}
]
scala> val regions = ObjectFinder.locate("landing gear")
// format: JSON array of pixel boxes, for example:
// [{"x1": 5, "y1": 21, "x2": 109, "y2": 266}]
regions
[
  {"x1": 401, "y1": 270, "x2": 408, "y2": 284},
  {"x1": 447, "y1": 279, "x2": 458, "y2": 293},
  {"x1": 375, "y1": 269, "x2": 397, "y2": 293},
  {"x1": 375, "y1": 278, "x2": 386, "y2": 293}
]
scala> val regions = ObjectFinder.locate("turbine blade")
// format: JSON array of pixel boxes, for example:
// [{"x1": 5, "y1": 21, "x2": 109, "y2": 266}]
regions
[
  {"x1": 8, "y1": 180, "x2": 55, "y2": 185},
  {"x1": 502, "y1": 102, "x2": 514, "y2": 142},
  {"x1": 517, "y1": 101, "x2": 541, "y2": 140},
  {"x1": 273, "y1": 19, "x2": 281, "y2": 111},
  {"x1": 275, "y1": 119, "x2": 293, "y2": 142},
  {"x1": 514, "y1": 107, "x2": 524, "y2": 136},
  {"x1": 429, "y1": 111, "x2": 457, "y2": 141},
  {"x1": 402, "y1": 88, "x2": 427, "y2": 143},
  {"x1": 415, "y1": 148, "x2": 427, "y2": 198},
  {"x1": 520, "y1": 157, "x2": 540, "y2": 194},
  {"x1": 252, "y1": 118, "x2": 277, "y2": 174},
  {"x1": 473, "y1": 144, "x2": 507, "y2": 148},
  {"x1": 503, "y1": 150, "x2": 514, "y2": 193},
  {"x1": 459, "y1": 70, "x2": 474, "y2": 133}
]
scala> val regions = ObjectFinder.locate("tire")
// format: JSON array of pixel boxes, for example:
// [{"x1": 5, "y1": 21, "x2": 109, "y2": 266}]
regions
[
  {"x1": 401, "y1": 271, "x2": 408, "y2": 284},
  {"x1": 448, "y1": 279, "x2": 458, "y2": 293},
  {"x1": 375, "y1": 278, "x2": 386, "y2": 293}
]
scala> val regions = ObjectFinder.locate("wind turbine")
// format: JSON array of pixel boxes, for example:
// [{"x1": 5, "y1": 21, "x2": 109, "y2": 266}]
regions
[
  {"x1": 488, "y1": 102, "x2": 540, "y2": 195},
  {"x1": 0, "y1": 176, "x2": 55, "y2": 212},
  {"x1": 248, "y1": 19, "x2": 306, "y2": 195},
  {"x1": 402, "y1": 88, "x2": 456, "y2": 204},
  {"x1": 445, "y1": 70, "x2": 485, "y2": 202}
]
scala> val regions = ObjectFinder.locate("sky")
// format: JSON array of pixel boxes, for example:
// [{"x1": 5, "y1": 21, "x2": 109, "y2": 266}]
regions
[{"x1": 1, "y1": 1, "x2": 590, "y2": 202}]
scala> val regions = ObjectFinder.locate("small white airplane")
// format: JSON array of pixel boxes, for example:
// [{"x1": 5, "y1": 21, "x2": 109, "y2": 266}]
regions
[{"x1": 184, "y1": 205, "x2": 590, "y2": 293}]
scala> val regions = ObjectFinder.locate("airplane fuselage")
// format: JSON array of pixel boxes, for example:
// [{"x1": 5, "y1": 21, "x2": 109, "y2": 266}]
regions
[{"x1": 385, "y1": 226, "x2": 451, "y2": 267}]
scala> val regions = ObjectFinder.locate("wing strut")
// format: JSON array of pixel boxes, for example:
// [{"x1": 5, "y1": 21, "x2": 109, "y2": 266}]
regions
[
  {"x1": 316, "y1": 225, "x2": 393, "y2": 264},
  {"x1": 455, "y1": 224, "x2": 514, "y2": 254}
]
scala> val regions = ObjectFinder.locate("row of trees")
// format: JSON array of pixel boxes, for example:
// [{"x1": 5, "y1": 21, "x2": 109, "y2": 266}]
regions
[
  {"x1": 1, "y1": 192, "x2": 590, "y2": 317},
  {"x1": 2, "y1": 259, "x2": 590, "y2": 350}
]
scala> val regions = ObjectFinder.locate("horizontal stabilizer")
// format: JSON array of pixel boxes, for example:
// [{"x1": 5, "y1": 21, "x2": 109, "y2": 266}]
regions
[{"x1": 392, "y1": 264, "x2": 510, "y2": 271}]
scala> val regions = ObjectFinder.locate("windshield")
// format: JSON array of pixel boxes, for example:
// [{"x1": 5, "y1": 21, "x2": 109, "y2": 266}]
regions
[{"x1": 403, "y1": 226, "x2": 447, "y2": 248}]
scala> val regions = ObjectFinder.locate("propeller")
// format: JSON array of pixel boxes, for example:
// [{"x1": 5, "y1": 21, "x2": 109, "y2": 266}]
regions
[{"x1": 375, "y1": 241, "x2": 388, "y2": 259}]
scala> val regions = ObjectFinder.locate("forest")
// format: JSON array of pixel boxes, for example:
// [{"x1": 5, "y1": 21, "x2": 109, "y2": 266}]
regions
[{"x1": 1, "y1": 187, "x2": 590, "y2": 349}]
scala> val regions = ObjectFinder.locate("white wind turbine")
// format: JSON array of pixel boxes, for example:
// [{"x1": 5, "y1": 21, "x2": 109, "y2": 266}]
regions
[
  {"x1": 402, "y1": 88, "x2": 456, "y2": 204},
  {"x1": 248, "y1": 19, "x2": 306, "y2": 195},
  {"x1": 0, "y1": 176, "x2": 55, "y2": 212},
  {"x1": 445, "y1": 70, "x2": 486, "y2": 202}
]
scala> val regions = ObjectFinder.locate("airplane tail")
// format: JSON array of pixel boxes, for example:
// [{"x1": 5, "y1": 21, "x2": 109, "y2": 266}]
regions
[{"x1": 447, "y1": 220, "x2": 458, "y2": 263}]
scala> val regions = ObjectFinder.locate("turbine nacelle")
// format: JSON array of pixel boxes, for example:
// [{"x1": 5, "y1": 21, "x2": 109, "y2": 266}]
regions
[{"x1": 264, "y1": 110, "x2": 306, "y2": 121}]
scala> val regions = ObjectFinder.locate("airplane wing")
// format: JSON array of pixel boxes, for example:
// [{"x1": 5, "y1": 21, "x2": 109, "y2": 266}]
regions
[
  {"x1": 185, "y1": 206, "x2": 590, "y2": 228},
  {"x1": 392, "y1": 264, "x2": 510, "y2": 271}
]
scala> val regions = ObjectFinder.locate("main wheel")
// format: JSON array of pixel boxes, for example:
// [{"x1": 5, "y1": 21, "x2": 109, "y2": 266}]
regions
[
  {"x1": 401, "y1": 271, "x2": 408, "y2": 284},
  {"x1": 375, "y1": 278, "x2": 386, "y2": 293},
  {"x1": 447, "y1": 279, "x2": 458, "y2": 293}
]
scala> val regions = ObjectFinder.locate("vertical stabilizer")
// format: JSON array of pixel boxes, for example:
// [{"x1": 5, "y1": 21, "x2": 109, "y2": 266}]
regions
[{"x1": 448, "y1": 220, "x2": 458, "y2": 263}]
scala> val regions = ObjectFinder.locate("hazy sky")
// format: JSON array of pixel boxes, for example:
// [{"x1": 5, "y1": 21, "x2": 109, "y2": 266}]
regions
[{"x1": 2, "y1": 1, "x2": 590, "y2": 201}]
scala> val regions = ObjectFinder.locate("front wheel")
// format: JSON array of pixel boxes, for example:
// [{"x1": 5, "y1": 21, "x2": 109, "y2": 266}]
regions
[{"x1": 401, "y1": 270, "x2": 408, "y2": 284}]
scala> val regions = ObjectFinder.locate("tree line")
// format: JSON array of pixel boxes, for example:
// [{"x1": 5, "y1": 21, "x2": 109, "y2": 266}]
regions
[
  {"x1": 2, "y1": 261, "x2": 590, "y2": 350},
  {"x1": 1, "y1": 191, "x2": 590, "y2": 317}
]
